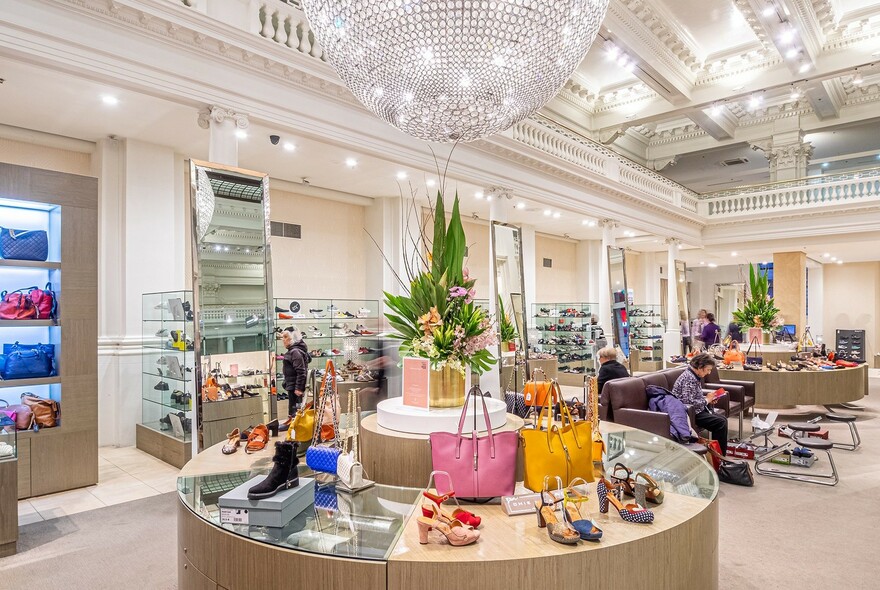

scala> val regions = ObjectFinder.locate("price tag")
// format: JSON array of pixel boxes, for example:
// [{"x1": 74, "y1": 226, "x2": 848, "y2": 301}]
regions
[
  {"x1": 501, "y1": 493, "x2": 541, "y2": 516},
  {"x1": 220, "y1": 508, "x2": 249, "y2": 525}
]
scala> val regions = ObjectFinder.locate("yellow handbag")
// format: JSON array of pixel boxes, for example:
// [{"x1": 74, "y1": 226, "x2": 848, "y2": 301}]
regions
[
  {"x1": 287, "y1": 382, "x2": 316, "y2": 443},
  {"x1": 521, "y1": 381, "x2": 594, "y2": 492}
]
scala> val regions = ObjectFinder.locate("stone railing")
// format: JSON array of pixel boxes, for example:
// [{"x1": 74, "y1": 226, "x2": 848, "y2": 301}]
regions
[{"x1": 698, "y1": 168, "x2": 880, "y2": 217}]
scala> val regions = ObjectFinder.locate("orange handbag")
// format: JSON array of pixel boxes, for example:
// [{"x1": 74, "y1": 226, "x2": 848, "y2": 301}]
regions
[
  {"x1": 523, "y1": 367, "x2": 552, "y2": 407},
  {"x1": 723, "y1": 350, "x2": 745, "y2": 365}
]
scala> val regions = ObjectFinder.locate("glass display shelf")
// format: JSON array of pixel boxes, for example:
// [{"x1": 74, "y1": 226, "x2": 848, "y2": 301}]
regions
[
  {"x1": 0, "y1": 421, "x2": 17, "y2": 461},
  {"x1": 142, "y1": 291, "x2": 195, "y2": 442},
  {"x1": 532, "y1": 302, "x2": 601, "y2": 376},
  {"x1": 177, "y1": 472, "x2": 421, "y2": 561},
  {"x1": 630, "y1": 304, "x2": 665, "y2": 364}
]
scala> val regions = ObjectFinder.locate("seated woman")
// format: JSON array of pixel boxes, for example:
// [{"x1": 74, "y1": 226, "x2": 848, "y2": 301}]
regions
[{"x1": 671, "y1": 353, "x2": 728, "y2": 454}]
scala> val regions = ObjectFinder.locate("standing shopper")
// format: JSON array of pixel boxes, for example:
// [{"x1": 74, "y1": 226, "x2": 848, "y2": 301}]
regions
[
  {"x1": 691, "y1": 309, "x2": 708, "y2": 351},
  {"x1": 680, "y1": 312, "x2": 691, "y2": 353},
  {"x1": 700, "y1": 313, "x2": 721, "y2": 347},
  {"x1": 281, "y1": 327, "x2": 311, "y2": 428},
  {"x1": 671, "y1": 353, "x2": 728, "y2": 454}
]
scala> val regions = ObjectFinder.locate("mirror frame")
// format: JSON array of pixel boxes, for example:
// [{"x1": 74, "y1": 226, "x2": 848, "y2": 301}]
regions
[
  {"x1": 674, "y1": 260, "x2": 689, "y2": 332},
  {"x1": 607, "y1": 245, "x2": 631, "y2": 364},
  {"x1": 490, "y1": 221, "x2": 530, "y2": 380},
  {"x1": 188, "y1": 159, "x2": 275, "y2": 453}
]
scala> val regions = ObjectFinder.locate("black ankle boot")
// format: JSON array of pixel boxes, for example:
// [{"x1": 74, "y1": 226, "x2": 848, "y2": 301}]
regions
[{"x1": 247, "y1": 441, "x2": 299, "y2": 500}]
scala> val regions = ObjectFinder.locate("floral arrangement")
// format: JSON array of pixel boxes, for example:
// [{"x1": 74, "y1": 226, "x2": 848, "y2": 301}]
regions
[
  {"x1": 732, "y1": 263, "x2": 780, "y2": 329},
  {"x1": 497, "y1": 296, "x2": 518, "y2": 342},
  {"x1": 383, "y1": 193, "x2": 497, "y2": 375}
]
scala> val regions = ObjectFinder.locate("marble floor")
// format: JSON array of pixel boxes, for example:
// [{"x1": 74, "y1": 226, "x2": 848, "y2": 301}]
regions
[{"x1": 17, "y1": 446, "x2": 178, "y2": 526}]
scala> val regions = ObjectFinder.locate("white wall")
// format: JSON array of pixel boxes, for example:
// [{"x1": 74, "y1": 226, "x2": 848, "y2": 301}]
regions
[
  {"x1": 535, "y1": 233, "x2": 578, "y2": 304},
  {"x1": 823, "y1": 262, "x2": 880, "y2": 359}
]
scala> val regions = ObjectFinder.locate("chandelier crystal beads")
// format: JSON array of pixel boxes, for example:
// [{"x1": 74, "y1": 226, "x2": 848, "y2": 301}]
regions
[{"x1": 300, "y1": 0, "x2": 609, "y2": 143}]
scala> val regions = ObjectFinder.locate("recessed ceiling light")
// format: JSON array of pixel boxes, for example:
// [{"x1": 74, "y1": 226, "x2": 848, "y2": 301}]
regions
[
  {"x1": 853, "y1": 71, "x2": 864, "y2": 85},
  {"x1": 588, "y1": 221, "x2": 597, "y2": 227},
  {"x1": 426, "y1": 178, "x2": 436, "y2": 187},
  {"x1": 475, "y1": 191, "x2": 484, "y2": 199},
  {"x1": 762, "y1": 6, "x2": 775, "y2": 16},
  {"x1": 345, "y1": 157, "x2": 357, "y2": 167},
  {"x1": 731, "y1": 251, "x2": 738, "y2": 256},
  {"x1": 552, "y1": 212, "x2": 561, "y2": 219},
  {"x1": 748, "y1": 96, "x2": 762, "y2": 109},
  {"x1": 821, "y1": 162, "x2": 829, "y2": 167},
  {"x1": 581, "y1": 219, "x2": 591, "y2": 226},
  {"x1": 396, "y1": 171, "x2": 408, "y2": 180},
  {"x1": 235, "y1": 129, "x2": 247, "y2": 139},
  {"x1": 623, "y1": 230, "x2": 634, "y2": 237},
  {"x1": 710, "y1": 104, "x2": 721, "y2": 116},
  {"x1": 822, "y1": 253, "x2": 830, "y2": 258},
  {"x1": 543, "y1": 209, "x2": 552, "y2": 216},
  {"x1": 831, "y1": 256, "x2": 837, "y2": 261},
  {"x1": 284, "y1": 142, "x2": 296, "y2": 152},
  {"x1": 708, "y1": 263, "x2": 718, "y2": 268},
  {"x1": 799, "y1": 62, "x2": 811, "y2": 73},
  {"x1": 790, "y1": 87, "x2": 801, "y2": 99},
  {"x1": 101, "y1": 95, "x2": 119, "y2": 106},
  {"x1": 780, "y1": 29, "x2": 795, "y2": 44},
  {"x1": 700, "y1": 261, "x2": 705, "y2": 265},
  {"x1": 731, "y1": 85, "x2": 745, "y2": 91},
  {"x1": 761, "y1": 261, "x2": 768, "y2": 265},
  {"x1": 785, "y1": 48, "x2": 798, "y2": 59},
  {"x1": 515, "y1": 202, "x2": 526, "y2": 209},
  {"x1": 836, "y1": 260, "x2": 843, "y2": 264},
  {"x1": 486, "y1": 195, "x2": 494, "y2": 201}
]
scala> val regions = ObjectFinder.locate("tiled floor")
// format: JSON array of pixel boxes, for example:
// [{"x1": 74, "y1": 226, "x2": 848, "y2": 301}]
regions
[{"x1": 18, "y1": 446, "x2": 179, "y2": 526}]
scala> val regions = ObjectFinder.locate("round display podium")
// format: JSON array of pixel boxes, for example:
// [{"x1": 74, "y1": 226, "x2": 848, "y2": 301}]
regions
[
  {"x1": 718, "y1": 364, "x2": 867, "y2": 408},
  {"x1": 176, "y1": 423, "x2": 719, "y2": 590}
]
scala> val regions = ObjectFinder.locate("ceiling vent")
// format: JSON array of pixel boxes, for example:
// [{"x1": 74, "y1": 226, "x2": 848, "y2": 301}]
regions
[{"x1": 720, "y1": 157, "x2": 749, "y2": 167}]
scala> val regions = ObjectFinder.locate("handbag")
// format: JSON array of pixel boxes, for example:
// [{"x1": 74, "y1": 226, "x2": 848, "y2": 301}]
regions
[
  {"x1": 29, "y1": 283, "x2": 57, "y2": 319},
  {"x1": 314, "y1": 484, "x2": 339, "y2": 511},
  {"x1": 746, "y1": 337, "x2": 763, "y2": 366},
  {"x1": 337, "y1": 387, "x2": 365, "y2": 489},
  {"x1": 288, "y1": 376, "x2": 316, "y2": 443},
  {"x1": 429, "y1": 384, "x2": 518, "y2": 499},
  {"x1": 706, "y1": 444, "x2": 754, "y2": 486},
  {"x1": 503, "y1": 355, "x2": 529, "y2": 418},
  {"x1": 0, "y1": 227, "x2": 49, "y2": 261},
  {"x1": 21, "y1": 393, "x2": 59, "y2": 428},
  {"x1": 3, "y1": 401, "x2": 33, "y2": 430},
  {"x1": 521, "y1": 380, "x2": 594, "y2": 492},
  {"x1": 319, "y1": 360, "x2": 339, "y2": 441},
  {"x1": 0, "y1": 288, "x2": 38, "y2": 320},
  {"x1": 523, "y1": 367, "x2": 552, "y2": 407},
  {"x1": 2, "y1": 344, "x2": 56, "y2": 380},
  {"x1": 305, "y1": 361, "x2": 341, "y2": 475}
]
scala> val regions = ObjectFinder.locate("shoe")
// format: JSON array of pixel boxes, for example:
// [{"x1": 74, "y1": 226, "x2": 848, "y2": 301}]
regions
[
  {"x1": 357, "y1": 308, "x2": 371, "y2": 318},
  {"x1": 311, "y1": 332, "x2": 325, "y2": 338},
  {"x1": 267, "y1": 418, "x2": 279, "y2": 437},
  {"x1": 535, "y1": 476, "x2": 580, "y2": 544},
  {"x1": 416, "y1": 516, "x2": 479, "y2": 546},
  {"x1": 310, "y1": 310, "x2": 327, "y2": 318},
  {"x1": 610, "y1": 463, "x2": 636, "y2": 496},
  {"x1": 597, "y1": 478, "x2": 654, "y2": 524},
  {"x1": 154, "y1": 381, "x2": 169, "y2": 391},
  {"x1": 155, "y1": 329, "x2": 168, "y2": 337},
  {"x1": 356, "y1": 324, "x2": 374, "y2": 335},
  {"x1": 562, "y1": 479, "x2": 602, "y2": 541},
  {"x1": 634, "y1": 472, "x2": 664, "y2": 505},
  {"x1": 340, "y1": 311, "x2": 356, "y2": 318},
  {"x1": 327, "y1": 305, "x2": 338, "y2": 312},
  {"x1": 275, "y1": 306, "x2": 287, "y2": 313},
  {"x1": 247, "y1": 441, "x2": 300, "y2": 499},
  {"x1": 421, "y1": 490, "x2": 481, "y2": 528},
  {"x1": 245, "y1": 424, "x2": 270, "y2": 454},
  {"x1": 222, "y1": 429, "x2": 241, "y2": 454},
  {"x1": 278, "y1": 313, "x2": 293, "y2": 320}
]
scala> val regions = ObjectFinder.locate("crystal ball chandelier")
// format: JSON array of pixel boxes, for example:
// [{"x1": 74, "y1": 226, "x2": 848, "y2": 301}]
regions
[{"x1": 300, "y1": 0, "x2": 609, "y2": 143}]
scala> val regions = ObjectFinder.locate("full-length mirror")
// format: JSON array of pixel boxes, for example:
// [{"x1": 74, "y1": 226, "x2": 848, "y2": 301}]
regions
[
  {"x1": 190, "y1": 160, "x2": 274, "y2": 452},
  {"x1": 608, "y1": 246, "x2": 631, "y2": 363},
  {"x1": 491, "y1": 222, "x2": 529, "y2": 394},
  {"x1": 675, "y1": 260, "x2": 690, "y2": 342},
  {"x1": 715, "y1": 282, "x2": 745, "y2": 337}
]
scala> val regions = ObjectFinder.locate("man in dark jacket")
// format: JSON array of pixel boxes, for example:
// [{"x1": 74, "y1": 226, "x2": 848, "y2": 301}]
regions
[
  {"x1": 281, "y1": 327, "x2": 311, "y2": 425},
  {"x1": 597, "y1": 346, "x2": 629, "y2": 393}
]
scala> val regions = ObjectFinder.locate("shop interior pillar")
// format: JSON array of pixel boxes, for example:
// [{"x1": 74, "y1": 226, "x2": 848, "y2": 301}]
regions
[
  {"x1": 664, "y1": 239, "x2": 682, "y2": 357},
  {"x1": 773, "y1": 251, "x2": 807, "y2": 337}
]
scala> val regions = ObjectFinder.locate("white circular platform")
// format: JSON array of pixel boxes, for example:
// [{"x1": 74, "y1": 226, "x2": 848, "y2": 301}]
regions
[{"x1": 376, "y1": 396, "x2": 508, "y2": 435}]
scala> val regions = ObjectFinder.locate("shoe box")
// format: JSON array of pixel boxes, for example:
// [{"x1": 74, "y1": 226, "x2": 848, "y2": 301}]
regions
[
  {"x1": 219, "y1": 476, "x2": 315, "y2": 527},
  {"x1": 770, "y1": 452, "x2": 817, "y2": 468}
]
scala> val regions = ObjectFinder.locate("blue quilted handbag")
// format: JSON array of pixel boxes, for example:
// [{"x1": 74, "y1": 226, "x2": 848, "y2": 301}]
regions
[
  {"x1": 313, "y1": 484, "x2": 338, "y2": 511},
  {"x1": 306, "y1": 444, "x2": 340, "y2": 474},
  {"x1": 0, "y1": 228, "x2": 49, "y2": 262}
]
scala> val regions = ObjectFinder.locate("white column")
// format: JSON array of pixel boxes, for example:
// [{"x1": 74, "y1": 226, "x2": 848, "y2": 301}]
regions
[
  {"x1": 663, "y1": 238, "x2": 682, "y2": 357},
  {"x1": 598, "y1": 219, "x2": 617, "y2": 343},
  {"x1": 197, "y1": 106, "x2": 249, "y2": 167},
  {"x1": 575, "y1": 240, "x2": 592, "y2": 303},
  {"x1": 520, "y1": 224, "x2": 537, "y2": 327}
]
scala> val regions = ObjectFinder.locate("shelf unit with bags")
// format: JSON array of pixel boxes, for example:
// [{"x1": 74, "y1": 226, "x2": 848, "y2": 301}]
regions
[
  {"x1": 136, "y1": 290, "x2": 195, "y2": 469},
  {"x1": 532, "y1": 302, "x2": 601, "y2": 387},
  {"x1": 0, "y1": 163, "x2": 98, "y2": 499},
  {"x1": 629, "y1": 304, "x2": 665, "y2": 372}
]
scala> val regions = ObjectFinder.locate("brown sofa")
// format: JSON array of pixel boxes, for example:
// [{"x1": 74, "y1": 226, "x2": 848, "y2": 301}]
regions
[{"x1": 704, "y1": 366, "x2": 756, "y2": 439}]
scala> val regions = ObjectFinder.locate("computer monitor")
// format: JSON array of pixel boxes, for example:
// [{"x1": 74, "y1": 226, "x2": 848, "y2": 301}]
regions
[{"x1": 781, "y1": 324, "x2": 796, "y2": 336}]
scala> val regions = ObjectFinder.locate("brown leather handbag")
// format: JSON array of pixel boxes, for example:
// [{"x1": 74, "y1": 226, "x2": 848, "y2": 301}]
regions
[{"x1": 21, "y1": 392, "x2": 59, "y2": 428}]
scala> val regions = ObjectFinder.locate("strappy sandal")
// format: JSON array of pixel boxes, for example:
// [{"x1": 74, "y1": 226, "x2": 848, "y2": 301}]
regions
[
  {"x1": 635, "y1": 472, "x2": 664, "y2": 505},
  {"x1": 610, "y1": 463, "x2": 637, "y2": 496},
  {"x1": 245, "y1": 424, "x2": 270, "y2": 454},
  {"x1": 222, "y1": 428, "x2": 240, "y2": 455}
]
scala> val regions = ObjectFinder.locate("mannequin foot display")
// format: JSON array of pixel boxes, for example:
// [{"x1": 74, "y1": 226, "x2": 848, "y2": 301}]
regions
[
  {"x1": 535, "y1": 477, "x2": 580, "y2": 545},
  {"x1": 421, "y1": 490, "x2": 481, "y2": 528},
  {"x1": 597, "y1": 478, "x2": 654, "y2": 524},
  {"x1": 562, "y1": 479, "x2": 602, "y2": 541},
  {"x1": 247, "y1": 441, "x2": 300, "y2": 500},
  {"x1": 416, "y1": 516, "x2": 479, "y2": 546}
]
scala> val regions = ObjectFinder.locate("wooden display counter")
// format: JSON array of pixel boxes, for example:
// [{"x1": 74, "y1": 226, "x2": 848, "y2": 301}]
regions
[
  {"x1": 177, "y1": 423, "x2": 719, "y2": 590},
  {"x1": 360, "y1": 412, "x2": 526, "y2": 487},
  {"x1": 0, "y1": 459, "x2": 17, "y2": 557},
  {"x1": 718, "y1": 364, "x2": 868, "y2": 408}
]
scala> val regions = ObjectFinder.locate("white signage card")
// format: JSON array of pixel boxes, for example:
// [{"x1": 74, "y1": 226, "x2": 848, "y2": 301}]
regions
[{"x1": 220, "y1": 508, "x2": 249, "y2": 525}]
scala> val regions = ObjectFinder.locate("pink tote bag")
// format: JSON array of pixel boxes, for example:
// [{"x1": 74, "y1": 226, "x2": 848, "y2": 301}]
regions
[{"x1": 429, "y1": 385, "x2": 518, "y2": 499}]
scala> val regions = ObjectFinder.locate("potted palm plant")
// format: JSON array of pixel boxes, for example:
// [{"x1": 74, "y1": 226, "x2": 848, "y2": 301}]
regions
[{"x1": 732, "y1": 263, "x2": 781, "y2": 344}]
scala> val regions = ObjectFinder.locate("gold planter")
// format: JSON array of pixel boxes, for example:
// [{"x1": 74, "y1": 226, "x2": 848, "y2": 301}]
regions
[{"x1": 429, "y1": 366, "x2": 465, "y2": 408}]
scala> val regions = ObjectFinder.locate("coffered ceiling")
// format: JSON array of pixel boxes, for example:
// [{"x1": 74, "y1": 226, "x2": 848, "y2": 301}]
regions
[{"x1": 547, "y1": 0, "x2": 880, "y2": 192}]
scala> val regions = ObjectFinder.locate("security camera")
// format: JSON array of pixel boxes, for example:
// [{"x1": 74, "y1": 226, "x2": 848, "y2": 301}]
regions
[{"x1": 269, "y1": 134, "x2": 280, "y2": 145}]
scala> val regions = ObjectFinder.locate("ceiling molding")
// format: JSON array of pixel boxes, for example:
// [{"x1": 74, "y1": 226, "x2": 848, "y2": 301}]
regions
[
  {"x1": 731, "y1": 1, "x2": 773, "y2": 49},
  {"x1": 617, "y1": 0, "x2": 703, "y2": 70}
]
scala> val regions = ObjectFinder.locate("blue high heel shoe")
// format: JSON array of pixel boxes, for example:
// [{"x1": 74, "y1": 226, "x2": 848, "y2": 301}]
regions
[{"x1": 562, "y1": 478, "x2": 603, "y2": 541}]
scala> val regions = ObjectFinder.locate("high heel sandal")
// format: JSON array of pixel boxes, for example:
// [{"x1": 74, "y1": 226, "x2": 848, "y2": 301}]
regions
[
  {"x1": 222, "y1": 428, "x2": 240, "y2": 455},
  {"x1": 635, "y1": 472, "x2": 664, "y2": 505},
  {"x1": 597, "y1": 478, "x2": 654, "y2": 524},
  {"x1": 610, "y1": 463, "x2": 637, "y2": 496},
  {"x1": 416, "y1": 516, "x2": 479, "y2": 546},
  {"x1": 421, "y1": 490, "x2": 481, "y2": 528},
  {"x1": 535, "y1": 476, "x2": 580, "y2": 545},
  {"x1": 562, "y1": 478, "x2": 602, "y2": 541}
]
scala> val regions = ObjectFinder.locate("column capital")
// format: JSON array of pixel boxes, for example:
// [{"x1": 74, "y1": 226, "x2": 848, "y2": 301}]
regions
[
  {"x1": 198, "y1": 106, "x2": 250, "y2": 130},
  {"x1": 598, "y1": 219, "x2": 619, "y2": 229},
  {"x1": 664, "y1": 237, "x2": 681, "y2": 246},
  {"x1": 484, "y1": 185, "x2": 514, "y2": 201}
]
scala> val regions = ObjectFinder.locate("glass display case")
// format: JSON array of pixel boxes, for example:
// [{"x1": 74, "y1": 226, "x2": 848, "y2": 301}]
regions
[
  {"x1": 142, "y1": 290, "x2": 195, "y2": 442},
  {"x1": 0, "y1": 196, "x2": 63, "y2": 428},
  {"x1": 532, "y1": 302, "x2": 601, "y2": 385},
  {"x1": 0, "y1": 421, "x2": 16, "y2": 461},
  {"x1": 630, "y1": 304, "x2": 665, "y2": 372}
]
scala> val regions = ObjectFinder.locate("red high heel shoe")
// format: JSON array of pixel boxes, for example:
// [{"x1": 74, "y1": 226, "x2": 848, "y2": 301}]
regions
[{"x1": 421, "y1": 490, "x2": 481, "y2": 528}]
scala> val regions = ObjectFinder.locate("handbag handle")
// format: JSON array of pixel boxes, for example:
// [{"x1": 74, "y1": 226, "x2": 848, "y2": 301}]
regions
[
  {"x1": 427, "y1": 469, "x2": 460, "y2": 502},
  {"x1": 746, "y1": 336, "x2": 761, "y2": 356},
  {"x1": 534, "y1": 379, "x2": 561, "y2": 431},
  {"x1": 454, "y1": 385, "x2": 496, "y2": 460},
  {"x1": 529, "y1": 366, "x2": 548, "y2": 384}
]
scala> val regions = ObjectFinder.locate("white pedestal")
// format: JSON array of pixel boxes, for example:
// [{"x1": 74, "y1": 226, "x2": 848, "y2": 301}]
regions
[{"x1": 376, "y1": 397, "x2": 508, "y2": 435}]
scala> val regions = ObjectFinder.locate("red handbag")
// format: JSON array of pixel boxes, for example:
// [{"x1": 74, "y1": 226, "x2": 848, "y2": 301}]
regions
[
  {"x1": 30, "y1": 283, "x2": 57, "y2": 319},
  {"x1": 0, "y1": 288, "x2": 38, "y2": 320}
]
